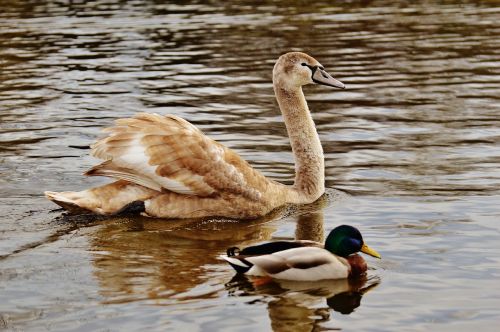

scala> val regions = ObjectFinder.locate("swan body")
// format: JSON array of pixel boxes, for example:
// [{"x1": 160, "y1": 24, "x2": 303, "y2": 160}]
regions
[
  {"x1": 45, "y1": 52, "x2": 345, "y2": 219},
  {"x1": 221, "y1": 225, "x2": 381, "y2": 281}
]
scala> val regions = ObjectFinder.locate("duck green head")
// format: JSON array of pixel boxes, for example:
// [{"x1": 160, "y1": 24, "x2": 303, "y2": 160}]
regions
[{"x1": 325, "y1": 225, "x2": 381, "y2": 259}]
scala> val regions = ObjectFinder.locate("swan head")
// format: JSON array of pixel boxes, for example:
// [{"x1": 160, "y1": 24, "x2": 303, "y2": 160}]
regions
[{"x1": 273, "y1": 52, "x2": 345, "y2": 90}]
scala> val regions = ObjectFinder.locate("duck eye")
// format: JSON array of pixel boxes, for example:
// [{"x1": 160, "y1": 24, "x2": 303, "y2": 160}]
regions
[{"x1": 301, "y1": 63, "x2": 307, "y2": 66}]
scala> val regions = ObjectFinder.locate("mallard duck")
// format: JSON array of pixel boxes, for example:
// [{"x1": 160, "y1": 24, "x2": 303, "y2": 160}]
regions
[
  {"x1": 45, "y1": 52, "x2": 345, "y2": 219},
  {"x1": 221, "y1": 225, "x2": 381, "y2": 281}
]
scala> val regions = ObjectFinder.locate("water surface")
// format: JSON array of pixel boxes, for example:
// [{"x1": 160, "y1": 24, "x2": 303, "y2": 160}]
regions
[{"x1": 1, "y1": 1, "x2": 500, "y2": 331}]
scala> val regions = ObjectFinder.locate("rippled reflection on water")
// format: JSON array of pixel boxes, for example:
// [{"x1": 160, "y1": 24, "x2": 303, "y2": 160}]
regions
[{"x1": 1, "y1": 1, "x2": 500, "y2": 331}]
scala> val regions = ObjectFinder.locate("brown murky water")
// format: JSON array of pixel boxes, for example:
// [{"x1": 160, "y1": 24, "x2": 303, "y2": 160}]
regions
[{"x1": 1, "y1": 1, "x2": 500, "y2": 331}]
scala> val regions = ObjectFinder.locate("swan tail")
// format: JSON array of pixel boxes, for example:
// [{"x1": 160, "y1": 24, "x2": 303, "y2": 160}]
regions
[
  {"x1": 45, "y1": 180, "x2": 159, "y2": 215},
  {"x1": 44, "y1": 190, "x2": 93, "y2": 214}
]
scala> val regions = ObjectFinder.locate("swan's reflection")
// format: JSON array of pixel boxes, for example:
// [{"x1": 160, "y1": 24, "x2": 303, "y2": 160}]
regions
[{"x1": 86, "y1": 203, "x2": 296, "y2": 301}]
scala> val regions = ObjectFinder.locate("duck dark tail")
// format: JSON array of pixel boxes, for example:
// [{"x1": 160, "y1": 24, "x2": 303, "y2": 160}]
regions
[{"x1": 226, "y1": 247, "x2": 240, "y2": 257}]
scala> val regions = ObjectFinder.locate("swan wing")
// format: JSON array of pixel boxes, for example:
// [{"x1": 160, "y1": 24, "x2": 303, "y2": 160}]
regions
[
  {"x1": 86, "y1": 113, "x2": 262, "y2": 200},
  {"x1": 246, "y1": 247, "x2": 350, "y2": 281}
]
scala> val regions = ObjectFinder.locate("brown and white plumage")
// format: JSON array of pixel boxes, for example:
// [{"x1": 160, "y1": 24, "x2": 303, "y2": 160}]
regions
[
  {"x1": 88, "y1": 112, "x2": 262, "y2": 200},
  {"x1": 45, "y1": 52, "x2": 345, "y2": 219}
]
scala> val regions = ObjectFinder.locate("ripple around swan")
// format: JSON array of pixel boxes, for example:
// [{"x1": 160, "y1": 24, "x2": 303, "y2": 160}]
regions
[{"x1": 1, "y1": 1, "x2": 500, "y2": 331}]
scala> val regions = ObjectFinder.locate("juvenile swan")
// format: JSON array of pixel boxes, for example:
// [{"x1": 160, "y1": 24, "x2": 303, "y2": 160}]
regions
[{"x1": 45, "y1": 52, "x2": 345, "y2": 218}]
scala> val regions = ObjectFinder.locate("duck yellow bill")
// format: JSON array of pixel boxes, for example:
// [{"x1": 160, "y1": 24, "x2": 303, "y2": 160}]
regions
[{"x1": 361, "y1": 244, "x2": 381, "y2": 259}]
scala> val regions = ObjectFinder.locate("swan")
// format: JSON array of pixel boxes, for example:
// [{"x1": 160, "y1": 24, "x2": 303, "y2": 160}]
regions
[
  {"x1": 45, "y1": 52, "x2": 345, "y2": 219},
  {"x1": 221, "y1": 225, "x2": 381, "y2": 281}
]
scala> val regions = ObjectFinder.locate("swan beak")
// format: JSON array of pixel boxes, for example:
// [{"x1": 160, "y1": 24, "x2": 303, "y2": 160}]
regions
[
  {"x1": 312, "y1": 67, "x2": 345, "y2": 89},
  {"x1": 361, "y1": 243, "x2": 381, "y2": 259}
]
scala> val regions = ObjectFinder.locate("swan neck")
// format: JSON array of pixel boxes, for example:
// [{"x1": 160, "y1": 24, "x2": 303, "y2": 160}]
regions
[{"x1": 274, "y1": 85, "x2": 325, "y2": 202}]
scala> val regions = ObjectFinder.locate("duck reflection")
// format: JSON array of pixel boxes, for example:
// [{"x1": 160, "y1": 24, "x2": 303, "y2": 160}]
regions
[{"x1": 226, "y1": 274, "x2": 379, "y2": 325}]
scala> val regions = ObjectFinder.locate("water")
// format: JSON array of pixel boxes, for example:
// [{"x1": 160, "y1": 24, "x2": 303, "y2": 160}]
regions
[{"x1": 1, "y1": 0, "x2": 500, "y2": 330}]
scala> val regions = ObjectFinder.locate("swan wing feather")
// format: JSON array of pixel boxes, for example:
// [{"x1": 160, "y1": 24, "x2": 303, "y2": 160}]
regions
[{"x1": 87, "y1": 113, "x2": 262, "y2": 200}]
